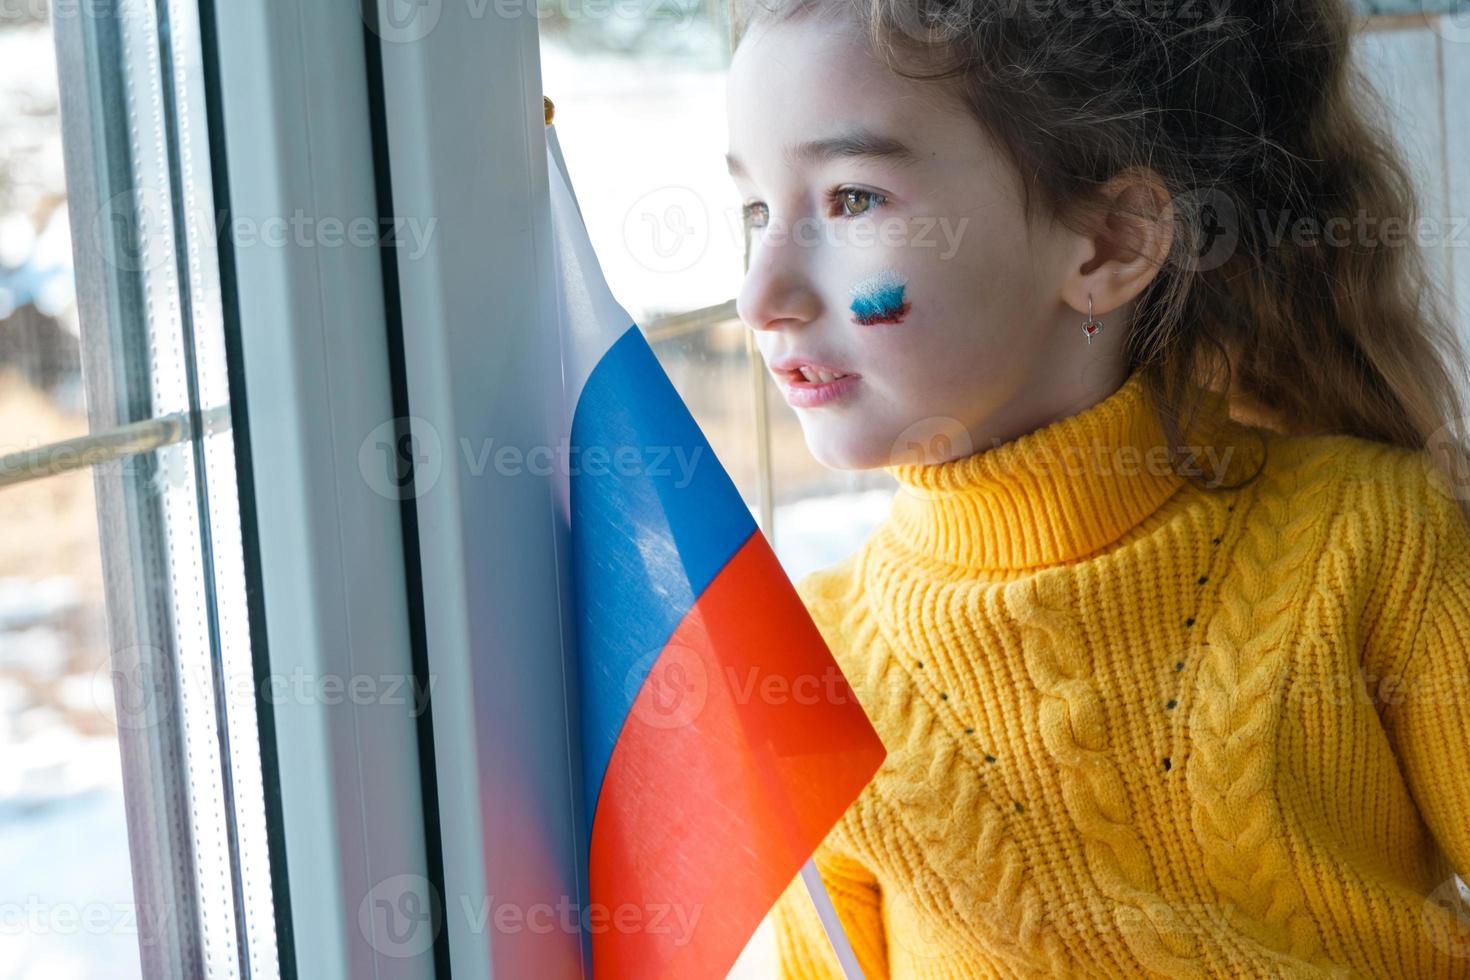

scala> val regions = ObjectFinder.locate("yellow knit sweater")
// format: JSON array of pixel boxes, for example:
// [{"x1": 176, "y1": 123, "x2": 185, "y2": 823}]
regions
[{"x1": 770, "y1": 368, "x2": 1470, "y2": 979}]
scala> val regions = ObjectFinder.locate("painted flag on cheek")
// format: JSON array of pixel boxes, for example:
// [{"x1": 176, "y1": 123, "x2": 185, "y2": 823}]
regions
[{"x1": 544, "y1": 118, "x2": 888, "y2": 979}]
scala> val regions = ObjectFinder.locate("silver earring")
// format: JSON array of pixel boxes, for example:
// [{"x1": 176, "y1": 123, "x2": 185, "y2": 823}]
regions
[{"x1": 1082, "y1": 294, "x2": 1103, "y2": 345}]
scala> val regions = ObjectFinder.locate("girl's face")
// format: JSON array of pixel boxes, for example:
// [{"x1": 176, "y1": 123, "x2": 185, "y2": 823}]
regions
[{"x1": 726, "y1": 14, "x2": 1131, "y2": 470}]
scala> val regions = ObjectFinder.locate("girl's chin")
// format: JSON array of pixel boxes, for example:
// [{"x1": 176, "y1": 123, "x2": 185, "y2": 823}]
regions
[{"x1": 799, "y1": 426, "x2": 892, "y2": 472}]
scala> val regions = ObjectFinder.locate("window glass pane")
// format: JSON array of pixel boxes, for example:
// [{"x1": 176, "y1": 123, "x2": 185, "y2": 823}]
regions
[
  {"x1": 2, "y1": 1, "x2": 279, "y2": 976},
  {"x1": 540, "y1": 13, "x2": 738, "y2": 323},
  {"x1": 0, "y1": 8, "x2": 143, "y2": 977},
  {"x1": 761, "y1": 373, "x2": 896, "y2": 583},
  {"x1": 647, "y1": 314, "x2": 759, "y2": 510}
]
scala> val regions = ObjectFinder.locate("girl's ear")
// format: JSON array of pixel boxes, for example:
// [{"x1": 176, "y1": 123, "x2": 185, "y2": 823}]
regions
[{"x1": 1061, "y1": 167, "x2": 1175, "y2": 321}]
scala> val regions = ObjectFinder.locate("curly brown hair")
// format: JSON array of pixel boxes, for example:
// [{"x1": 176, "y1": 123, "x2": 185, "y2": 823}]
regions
[{"x1": 730, "y1": 0, "x2": 1470, "y2": 518}]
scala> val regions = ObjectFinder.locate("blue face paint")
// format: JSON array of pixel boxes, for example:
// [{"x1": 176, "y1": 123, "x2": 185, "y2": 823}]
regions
[{"x1": 850, "y1": 269, "x2": 911, "y2": 325}]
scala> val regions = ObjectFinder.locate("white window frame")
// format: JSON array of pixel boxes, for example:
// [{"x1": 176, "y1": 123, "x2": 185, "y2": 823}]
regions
[
  {"x1": 209, "y1": 0, "x2": 447, "y2": 975},
  {"x1": 371, "y1": 2, "x2": 586, "y2": 976}
]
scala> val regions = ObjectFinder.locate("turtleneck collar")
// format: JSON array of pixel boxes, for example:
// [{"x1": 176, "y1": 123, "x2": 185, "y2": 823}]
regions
[{"x1": 881, "y1": 368, "x2": 1249, "y2": 572}]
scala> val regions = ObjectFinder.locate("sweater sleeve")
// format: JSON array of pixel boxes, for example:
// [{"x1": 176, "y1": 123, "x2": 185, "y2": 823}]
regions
[
  {"x1": 770, "y1": 844, "x2": 889, "y2": 979},
  {"x1": 1381, "y1": 486, "x2": 1470, "y2": 879}
]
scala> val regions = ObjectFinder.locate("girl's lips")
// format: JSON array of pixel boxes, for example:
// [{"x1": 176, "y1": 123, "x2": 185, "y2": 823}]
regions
[
  {"x1": 766, "y1": 355, "x2": 861, "y2": 408},
  {"x1": 779, "y1": 371, "x2": 861, "y2": 408}
]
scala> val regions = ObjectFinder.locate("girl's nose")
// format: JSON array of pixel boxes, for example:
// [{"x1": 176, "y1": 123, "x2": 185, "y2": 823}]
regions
[{"x1": 735, "y1": 235, "x2": 822, "y2": 333}]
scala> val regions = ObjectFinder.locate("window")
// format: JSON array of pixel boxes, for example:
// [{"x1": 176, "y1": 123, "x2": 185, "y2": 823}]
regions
[{"x1": 1, "y1": 1, "x2": 277, "y2": 977}]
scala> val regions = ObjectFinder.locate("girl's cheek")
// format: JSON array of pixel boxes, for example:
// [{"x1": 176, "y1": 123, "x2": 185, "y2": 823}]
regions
[{"x1": 849, "y1": 268, "x2": 912, "y2": 326}]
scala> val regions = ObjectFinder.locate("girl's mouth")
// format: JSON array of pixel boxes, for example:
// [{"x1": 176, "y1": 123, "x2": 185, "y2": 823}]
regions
[
  {"x1": 770, "y1": 359, "x2": 862, "y2": 408},
  {"x1": 792, "y1": 365, "x2": 851, "y2": 384}
]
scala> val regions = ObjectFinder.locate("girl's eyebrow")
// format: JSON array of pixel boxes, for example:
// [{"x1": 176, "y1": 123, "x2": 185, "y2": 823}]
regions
[{"x1": 725, "y1": 128, "x2": 920, "y2": 178}]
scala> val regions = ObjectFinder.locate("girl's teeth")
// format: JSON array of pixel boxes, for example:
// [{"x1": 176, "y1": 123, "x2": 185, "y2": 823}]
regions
[{"x1": 799, "y1": 367, "x2": 847, "y2": 383}]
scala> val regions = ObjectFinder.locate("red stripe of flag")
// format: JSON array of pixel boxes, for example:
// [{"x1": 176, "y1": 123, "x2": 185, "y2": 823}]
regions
[{"x1": 588, "y1": 530, "x2": 886, "y2": 977}]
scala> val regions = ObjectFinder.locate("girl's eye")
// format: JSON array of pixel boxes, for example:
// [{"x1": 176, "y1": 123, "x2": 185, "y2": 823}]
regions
[
  {"x1": 742, "y1": 188, "x2": 886, "y2": 230},
  {"x1": 829, "y1": 186, "x2": 887, "y2": 218}
]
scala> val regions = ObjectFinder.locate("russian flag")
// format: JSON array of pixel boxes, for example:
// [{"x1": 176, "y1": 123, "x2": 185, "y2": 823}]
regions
[{"x1": 545, "y1": 119, "x2": 887, "y2": 978}]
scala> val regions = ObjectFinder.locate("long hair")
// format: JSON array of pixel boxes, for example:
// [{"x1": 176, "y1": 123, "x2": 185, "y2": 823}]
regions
[{"x1": 730, "y1": 0, "x2": 1470, "y2": 520}]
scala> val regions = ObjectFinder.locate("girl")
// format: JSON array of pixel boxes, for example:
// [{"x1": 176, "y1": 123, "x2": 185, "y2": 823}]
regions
[{"x1": 723, "y1": 0, "x2": 1470, "y2": 975}]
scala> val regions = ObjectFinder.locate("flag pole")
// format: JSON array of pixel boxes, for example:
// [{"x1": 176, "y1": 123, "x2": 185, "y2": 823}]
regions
[{"x1": 800, "y1": 859, "x2": 868, "y2": 980}]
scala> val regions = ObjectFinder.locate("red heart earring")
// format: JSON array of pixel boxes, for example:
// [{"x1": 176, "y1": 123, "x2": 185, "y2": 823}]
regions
[{"x1": 1082, "y1": 293, "x2": 1104, "y2": 345}]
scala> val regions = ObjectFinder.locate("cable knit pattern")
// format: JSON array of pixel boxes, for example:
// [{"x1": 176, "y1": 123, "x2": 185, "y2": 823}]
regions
[
  {"x1": 767, "y1": 367, "x2": 1470, "y2": 979},
  {"x1": 1003, "y1": 574, "x2": 1210, "y2": 977},
  {"x1": 850, "y1": 600, "x2": 1075, "y2": 977},
  {"x1": 1184, "y1": 440, "x2": 1354, "y2": 979}
]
